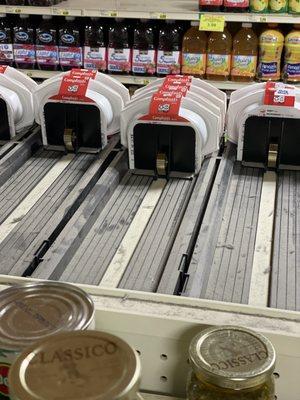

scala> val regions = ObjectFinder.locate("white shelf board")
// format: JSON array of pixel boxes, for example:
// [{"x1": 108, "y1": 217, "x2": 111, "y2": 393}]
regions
[
  {"x1": 0, "y1": 0, "x2": 298, "y2": 22},
  {"x1": 18, "y1": 68, "x2": 255, "y2": 90}
]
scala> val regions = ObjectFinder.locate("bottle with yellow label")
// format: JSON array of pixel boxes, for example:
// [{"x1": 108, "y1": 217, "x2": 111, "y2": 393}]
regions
[
  {"x1": 231, "y1": 23, "x2": 258, "y2": 82},
  {"x1": 282, "y1": 25, "x2": 300, "y2": 83},
  {"x1": 269, "y1": 0, "x2": 288, "y2": 13},
  {"x1": 289, "y1": 0, "x2": 300, "y2": 14},
  {"x1": 182, "y1": 21, "x2": 207, "y2": 78},
  {"x1": 257, "y1": 24, "x2": 284, "y2": 81},
  {"x1": 249, "y1": 0, "x2": 268, "y2": 13},
  {"x1": 206, "y1": 23, "x2": 232, "y2": 81}
]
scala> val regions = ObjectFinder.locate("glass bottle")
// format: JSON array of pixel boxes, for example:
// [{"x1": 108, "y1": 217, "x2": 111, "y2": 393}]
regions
[{"x1": 187, "y1": 325, "x2": 276, "y2": 400}]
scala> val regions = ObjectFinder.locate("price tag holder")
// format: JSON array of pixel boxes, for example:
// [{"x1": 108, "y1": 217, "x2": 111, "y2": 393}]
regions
[
  {"x1": 150, "y1": 12, "x2": 167, "y2": 19},
  {"x1": 5, "y1": 6, "x2": 22, "y2": 13},
  {"x1": 99, "y1": 10, "x2": 118, "y2": 17},
  {"x1": 199, "y1": 14, "x2": 225, "y2": 32},
  {"x1": 53, "y1": 8, "x2": 82, "y2": 16}
]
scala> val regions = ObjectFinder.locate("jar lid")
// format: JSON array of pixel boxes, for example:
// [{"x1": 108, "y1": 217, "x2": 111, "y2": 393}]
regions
[
  {"x1": 189, "y1": 325, "x2": 276, "y2": 390},
  {"x1": 9, "y1": 331, "x2": 141, "y2": 400},
  {"x1": 0, "y1": 282, "x2": 94, "y2": 351}
]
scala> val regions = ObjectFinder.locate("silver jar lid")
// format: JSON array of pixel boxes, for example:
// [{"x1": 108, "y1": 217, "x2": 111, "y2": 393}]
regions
[
  {"x1": 189, "y1": 325, "x2": 276, "y2": 391},
  {"x1": 9, "y1": 331, "x2": 141, "y2": 400},
  {"x1": 0, "y1": 282, "x2": 94, "y2": 351}
]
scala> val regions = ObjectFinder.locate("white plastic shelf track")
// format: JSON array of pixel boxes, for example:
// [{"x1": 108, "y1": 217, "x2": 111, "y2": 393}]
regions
[{"x1": 0, "y1": 0, "x2": 299, "y2": 22}]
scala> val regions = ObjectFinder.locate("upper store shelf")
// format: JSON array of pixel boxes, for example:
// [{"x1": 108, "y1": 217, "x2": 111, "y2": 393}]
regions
[{"x1": 1, "y1": 0, "x2": 299, "y2": 22}]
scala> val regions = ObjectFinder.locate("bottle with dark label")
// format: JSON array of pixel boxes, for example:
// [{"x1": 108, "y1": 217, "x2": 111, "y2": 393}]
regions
[
  {"x1": 107, "y1": 18, "x2": 131, "y2": 75},
  {"x1": 132, "y1": 19, "x2": 156, "y2": 76},
  {"x1": 0, "y1": 13, "x2": 13, "y2": 66},
  {"x1": 5, "y1": 0, "x2": 25, "y2": 5},
  {"x1": 199, "y1": 0, "x2": 223, "y2": 12},
  {"x1": 157, "y1": 20, "x2": 182, "y2": 76},
  {"x1": 36, "y1": 15, "x2": 59, "y2": 71},
  {"x1": 84, "y1": 17, "x2": 107, "y2": 72},
  {"x1": 59, "y1": 16, "x2": 82, "y2": 71},
  {"x1": 28, "y1": 0, "x2": 55, "y2": 5},
  {"x1": 13, "y1": 14, "x2": 36, "y2": 70}
]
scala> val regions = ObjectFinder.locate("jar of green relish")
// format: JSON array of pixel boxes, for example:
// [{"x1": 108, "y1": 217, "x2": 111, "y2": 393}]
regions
[{"x1": 187, "y1": 325, "x2": 276, "y2": 400}]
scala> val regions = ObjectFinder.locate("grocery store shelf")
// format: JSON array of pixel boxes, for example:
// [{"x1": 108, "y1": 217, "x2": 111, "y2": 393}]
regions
[
  {"x1": 18, "y1": 69, "x2": 257, "y2": 90},
  {"x1": 0, "y1": 0, "x2": 299, "y2": 22}
]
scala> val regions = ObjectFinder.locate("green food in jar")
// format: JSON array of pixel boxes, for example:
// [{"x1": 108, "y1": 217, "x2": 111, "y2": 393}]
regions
[{"x1": 187, "y1": 326, "x2": 276, "y2": 400}]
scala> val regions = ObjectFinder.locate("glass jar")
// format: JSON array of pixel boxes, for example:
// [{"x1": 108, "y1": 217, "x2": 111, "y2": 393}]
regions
[
  {"x1": 8, "y1": 331, "x2": 142, "y2": 400},
  {"x1": 187, "y1": 325, "x2": 276, "y2": 400},
  {"x1": 0, "y1": 282, "x2": 94, "y2": 399}
]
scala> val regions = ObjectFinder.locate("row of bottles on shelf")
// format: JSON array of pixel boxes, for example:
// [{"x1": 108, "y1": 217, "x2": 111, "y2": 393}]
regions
[
  {"x1": 199, "y1": 0, "x2": 299, "y2": 14},
  {"x1": 186, "y1": 21, "x2": 300, "y2": 83},
  {"x1": 0, "y1": 15, "x2": 299, "y2": 82}
]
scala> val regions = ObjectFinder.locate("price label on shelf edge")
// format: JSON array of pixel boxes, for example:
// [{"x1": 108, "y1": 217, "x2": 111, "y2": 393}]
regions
[
  {"x1": 5, "y1": 6, "x2": 22, "y2": 13},
  {"x1": 99, "y1": 10, "x2": 118, "y2": 17},
  {"x1": 150, "y1": 12, "x2": 167, "y2": 19},
  {"x1": 53, "y1": 8, "x2": 82, "y2": 16},
  {"x1": 199, "y1": 14, "x2": 225, "y2": 32}
]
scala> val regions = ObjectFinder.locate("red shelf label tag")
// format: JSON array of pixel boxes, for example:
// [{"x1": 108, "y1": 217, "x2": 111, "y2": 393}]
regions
[
  {"x1": 0, "y1": 65, "x2": 8, "y2": 74},
  {"x1": 140, "y1": 75, "x2": 192, "y2": 122},
  {"x1": 264, "y1": 82, "x2": 296, "y2": 107},
  {"x1": 51, "y1": 69, "x2": 97, "y2": 103}
]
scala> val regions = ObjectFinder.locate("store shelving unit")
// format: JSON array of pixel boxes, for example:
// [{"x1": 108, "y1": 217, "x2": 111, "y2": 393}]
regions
[
  {"x1": 3, "y1": 0, "x2": 298, "y2": 90},
  {"x1": 0, "y1": 0, "x2": 299, "y2": 22}
]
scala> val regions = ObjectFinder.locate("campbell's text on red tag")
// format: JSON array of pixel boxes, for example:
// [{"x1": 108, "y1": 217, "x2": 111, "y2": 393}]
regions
[
  {"x1": 140, "y1": 90, "x2": 187, "y2": 122},
  {"x1": 162, "y1": 75, "x2": 192, "y2": 89},
  {"x1": 50, "y1": 75, "x2": 94, "y2": 103},
  {"x1": 69, "y1": 68, "x2": 97, "y2": 79},
  {"x1": 264, "y1": 82, "x2": 296, "y2": 107},
  {"x1": 0, "y1": 65, "x2": 8, "y2": 74},
  {"x1": 160, "y1": 84, "x2": 189, "y2": 96}
]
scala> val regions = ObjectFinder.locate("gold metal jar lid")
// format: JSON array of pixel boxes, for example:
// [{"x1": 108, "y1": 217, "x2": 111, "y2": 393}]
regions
[
  {"x1": 9, "y1": 330, "x2": 141, "y2": 400},
  {"x1": 0, "y1": 282, "x2": 94, "y2": 351},
  {"x1": 189, "y1": 325, "x2": 276, "y2": 391}
]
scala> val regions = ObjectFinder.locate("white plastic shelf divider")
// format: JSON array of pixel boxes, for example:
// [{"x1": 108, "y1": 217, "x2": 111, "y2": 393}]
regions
[
  {"x1": 0, "y1": 0, "x2": 299, "y2": 22},
  {"x1": 18, "y1": 68, "x2": 252, "y2": 90}
]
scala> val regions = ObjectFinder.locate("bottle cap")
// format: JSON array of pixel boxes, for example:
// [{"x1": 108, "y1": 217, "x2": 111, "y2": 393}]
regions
[
  {"x1": 191, "y1": 21, "x2": 199, "y2": 26},
  {"x1": 9, "y1": 331, "x2": 141, "y2": 400},
  {"x1": 189, "y1": 325, "x2": 276, "y2": 391},
  {"x1": 0, "y1": 282, "x2": 94, "y2": 352},
  {"x1": 242, "y1": 22, "x2": 252, "y2": 28}
]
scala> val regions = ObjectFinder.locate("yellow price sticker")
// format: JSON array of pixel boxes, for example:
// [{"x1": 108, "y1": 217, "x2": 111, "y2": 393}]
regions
[
  {"x1": 199, "y1": 15, "x2": 225, "y2": 32},
  {"x1": 158, "y1": 13, "x2": 167, "y2": 19},
  {"x1": 259, "y1": 16, "x2": 267, "y2": 22},
  {"x1": 143, "y1": 79, "x2": 150, "y2": 85},
  {"x1": 62, "y1": 10, "x2": 69, "y2": 15},
  {"x1": 109, "y1": 11, "x2": 118, "y2": 17},
  {"x1": 14, "y1": 8, "x2": 21, "y2": 13}
]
